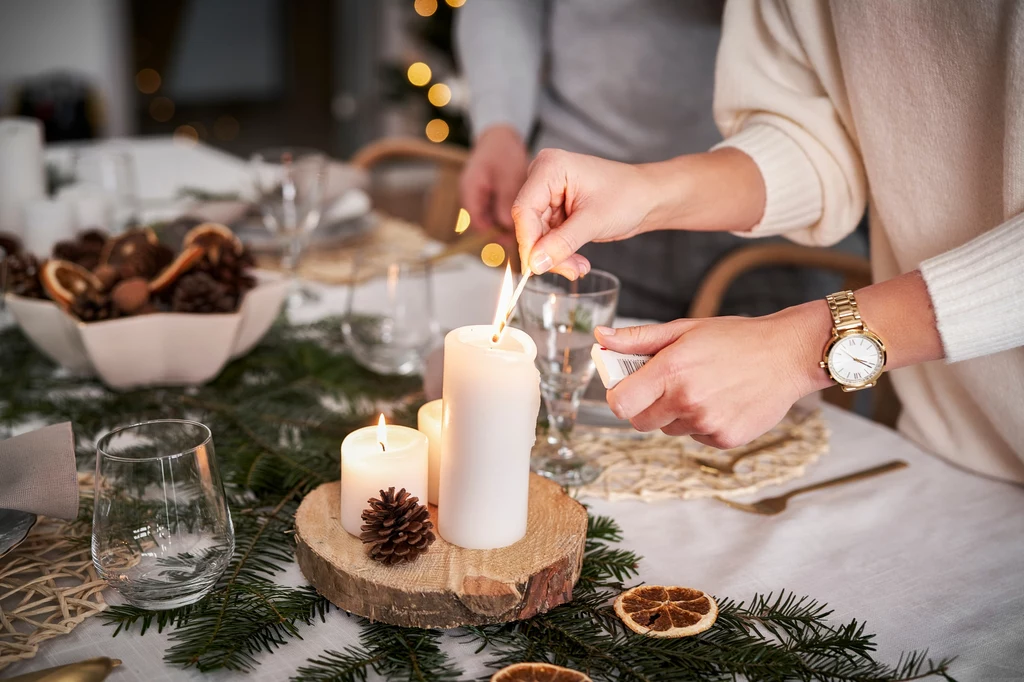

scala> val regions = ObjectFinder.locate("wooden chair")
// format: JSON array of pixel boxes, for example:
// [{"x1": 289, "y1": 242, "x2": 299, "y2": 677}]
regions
[
  {"x1": 350, "y1": 137, "x2": 470, "y2": 243},
  {"x1": 688, "y1": 242, "x2": 901, "y2": 427}
]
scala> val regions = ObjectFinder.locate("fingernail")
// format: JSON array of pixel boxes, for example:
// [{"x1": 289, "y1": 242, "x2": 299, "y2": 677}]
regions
[
  {"x1": 596, "y1": 326, "x2": 615, "y2": 336},
  {"x1": 531, "y1": 252, "x2": 552, "y2": 274}
]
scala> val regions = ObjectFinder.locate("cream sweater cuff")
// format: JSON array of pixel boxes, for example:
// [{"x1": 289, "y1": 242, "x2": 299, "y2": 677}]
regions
[
  {"x1": 713, "y1": 122, "x2": 823, "y2": 237},
  {"x1": 920, "y1": 216, "x2": 1024, "y2": 363}
]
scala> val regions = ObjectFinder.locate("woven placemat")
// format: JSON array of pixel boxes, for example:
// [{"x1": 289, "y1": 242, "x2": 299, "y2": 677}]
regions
[
  {"x1": 0, "y1": 475, "x2": 106, "y2": 671},
  {"x1": 575, "y1": 408, "x2": 829, "y2": 502}
]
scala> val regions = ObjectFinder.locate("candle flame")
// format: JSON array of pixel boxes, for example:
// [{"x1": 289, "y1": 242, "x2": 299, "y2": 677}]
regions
[
  {"x1": 491, "y1": 261, "x2": 515, "y2": 336},
  {"x1": 377, "y1": 413, "x2": 388, "y2": 452}
]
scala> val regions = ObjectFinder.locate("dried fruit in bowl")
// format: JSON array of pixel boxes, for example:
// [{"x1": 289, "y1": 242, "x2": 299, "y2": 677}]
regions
[
  {"x1": 111, "y1": 277, "x2": 151, "y2": 315},
  {"x1": 183, "y1": 222, "x2": 244, "y2": 256},
  {"x1": 4, "y1": 252, "x2": 45, "y2": 299},
  {"x1": 171, "y1": 272, "x2": 235, "y2": 313},
  {"x1": 40, "y1": 260, "x2": 103, "y2": 309},
  {"x1": 0, "y1": 231, "x2": 23, "y2": 256},
  {"x1": 100, "y1": 227, "x2": 172, "y2": 280},
  {"x1": 70, "y1": 292, "x2": 120, "y2": 323}
]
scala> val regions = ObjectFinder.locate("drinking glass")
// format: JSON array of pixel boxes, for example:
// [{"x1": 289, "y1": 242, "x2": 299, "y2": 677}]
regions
[
  {"x1": 73, "y1": 147, "x2": 139, "y2": 231},
  {"x1": 342, "y1": 247, "x2": 440, "y2": 375},
  {"x1": 92, "y1": 420, "x2": 234, "y2": 610},
  {"x1": 250, "y1": 147, "x2": 327, "y2": 309},
  {"x1": 520, "y1": 271, "x2": 620, "y2": 486}
]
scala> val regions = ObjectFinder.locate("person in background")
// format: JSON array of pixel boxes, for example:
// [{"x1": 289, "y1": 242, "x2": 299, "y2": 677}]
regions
[
  {"x1": 455, "y1": 0, "x2": 862, "y2": 321},
  {"x1": 512, "y1": 0, "x2": 1024, "y2": 483}
]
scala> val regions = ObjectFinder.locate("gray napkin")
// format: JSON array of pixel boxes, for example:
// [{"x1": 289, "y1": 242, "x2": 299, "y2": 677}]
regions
[{"x1": 0, "y1": 422, "x2": 78, "y2": 519}]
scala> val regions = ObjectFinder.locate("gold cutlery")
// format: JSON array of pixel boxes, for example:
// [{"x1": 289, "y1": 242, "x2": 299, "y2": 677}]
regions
[
  {"x1": 695, "y1": 433, "x2": 795, "y2": 475},
  {"x1": 5, "y1": 657, "x2": 121, "y2": 682},
  {"x1": 714, "y1": 460, "x2": 908, "y2": 515}
]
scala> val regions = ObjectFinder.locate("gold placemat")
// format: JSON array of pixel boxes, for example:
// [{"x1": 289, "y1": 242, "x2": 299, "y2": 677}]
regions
[
  {"x1": 255, "y1": 214, "x2": 497, "y2": 285},
  {"x1": 0, "y1": 476, "x2": 106, "y2": 671},
  {"x1": 575, "y1": 408, "x2": 829, "y2": 502}
]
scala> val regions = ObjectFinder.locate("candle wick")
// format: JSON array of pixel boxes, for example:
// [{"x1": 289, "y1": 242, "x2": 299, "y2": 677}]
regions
[{"x1": 379, "y1": 442, "x2": 386, "y2": 452}]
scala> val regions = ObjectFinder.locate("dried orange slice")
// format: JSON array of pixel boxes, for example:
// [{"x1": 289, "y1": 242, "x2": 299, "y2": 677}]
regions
[
  {"x1": 614, "y1": 585, "x2": 718, "y2": 638},
  {"x1": 184, "y1": 222, "x2": 243, "y2": 258},
  {"x1": 148, "y1": 245, "x2": 205, "y2": 293},
  {"x1": 490, "y1": 662, "x2": 591, "y2": 682},
  {"x1": 39, "y1": 260, "x2": 102, "y2": 309}
]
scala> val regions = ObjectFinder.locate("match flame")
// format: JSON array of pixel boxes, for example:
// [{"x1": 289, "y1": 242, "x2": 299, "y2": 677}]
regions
[
  {"x1": 377, "y1": 413, "x2": 388, "y2": 452},
  {"x1": 454, "y1": 208, "x2": 471, "y2": 233},
  {"x1": 491, "y1": 261, "x2": 515, "y2": 332}
]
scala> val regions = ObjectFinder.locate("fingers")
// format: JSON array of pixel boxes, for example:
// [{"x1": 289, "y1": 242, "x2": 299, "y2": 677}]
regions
[
  {"x1": 595, "y1": 319, "x2": 696, "y2": 355},
  {"x1": 628, "y1": 399, "x2": 680, "y2": 433},
  {"x1": 460, "y1": 167, "x2": 495, "y2": 230},
  {"x1": 550, "y1": 254, "x2": 591, "y2": 280},
  {"x1": 605, "y1": 355, "x2": 669, "y2": 420},
  {"x1": 494, "y1": 171, "x2": 523, "y2": 231},
  {"x1": 512, "y1": 151, "x2": 567, "y2": 271}
]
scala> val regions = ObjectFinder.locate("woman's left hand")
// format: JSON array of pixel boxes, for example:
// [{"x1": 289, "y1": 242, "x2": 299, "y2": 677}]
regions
[{"x1": 596, "y1": 307, "x2": 830, "y2": 448}]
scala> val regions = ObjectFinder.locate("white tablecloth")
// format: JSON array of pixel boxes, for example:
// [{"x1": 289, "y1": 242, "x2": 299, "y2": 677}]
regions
[{"x1": 7, "y1": 142, "x2": 1024, "y2": 682}]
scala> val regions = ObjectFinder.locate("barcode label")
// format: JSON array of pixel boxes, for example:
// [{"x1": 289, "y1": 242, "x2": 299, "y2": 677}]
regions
[{"x1": 617, "y1": 358, "x2": 647, "y2": 375}]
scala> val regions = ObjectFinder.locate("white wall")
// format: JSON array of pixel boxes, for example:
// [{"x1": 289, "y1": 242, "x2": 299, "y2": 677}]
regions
[{"x1": 0, "y1": 0, "x2": 132, "y2": 136}]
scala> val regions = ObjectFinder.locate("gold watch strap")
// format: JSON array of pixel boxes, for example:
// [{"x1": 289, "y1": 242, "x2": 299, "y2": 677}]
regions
[{"x1": 825, "y1": 290, "x2": 864, "y2": 333}]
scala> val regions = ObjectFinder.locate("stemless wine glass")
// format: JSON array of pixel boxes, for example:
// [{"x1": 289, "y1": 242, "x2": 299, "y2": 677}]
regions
[
  {"x1": 342, "y1": 247, "x2": 440, "y2": 375},
  {"x1": 73, "y1": 147, "x2": 139, "y2": 231},
  {"x1": 250, "y1": 147, "x2": 327, "y2": 309},
  {"x1": 520, "y1": 270, "x2": 620, "y2": 486},
  {"x1": 92, "y1": 420, "x2": 234, "y2": 610}
]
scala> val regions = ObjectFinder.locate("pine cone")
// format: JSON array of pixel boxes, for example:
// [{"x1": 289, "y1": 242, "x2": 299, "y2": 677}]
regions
[
  {"x1": 194, "y1": 245, "x2": 257, "y2": 303},
  {"x1": 360, "y1": 487, "x2": 435, "y2": 565},
  {"x1": 70, "y1": 293, "x2": 119, "y2": 322},
  {"x1": 171, "y1": 272, "x2": 236, "y2": 313},
  {"x1": 0, "y1": 232, "x2": 23, "y2": 257},
  {"x1": 4, "y1": 253, "x2": 44, "y2": 299},
  {"x1": 53, "y1": 230, "x2": 107, "y2": 271}
]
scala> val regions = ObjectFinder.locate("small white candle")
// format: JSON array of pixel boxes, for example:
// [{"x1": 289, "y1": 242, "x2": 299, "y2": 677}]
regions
[
  {"x1": 417, "y1": 399, "x2": 443, "y2": 505},
  {"x1": 340, "y1": 414, "x2": 429, "y2": 537},
  {"x1": 438, "y1": 325, "x2": 541, "y2": 549}
]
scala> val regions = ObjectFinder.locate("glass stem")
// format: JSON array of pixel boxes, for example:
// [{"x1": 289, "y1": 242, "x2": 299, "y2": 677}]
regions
[
  {"x1": 282, "y1": 235, "x2": 302, "y2": 275},
  {"x1": 542, "y1": 386, "x2": 582, "y2": 459}
]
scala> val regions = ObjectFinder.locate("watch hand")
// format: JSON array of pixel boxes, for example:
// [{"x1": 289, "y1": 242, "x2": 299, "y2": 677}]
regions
[{"x1": 841, "y1": 349, "x2": 874, "y2": 368}]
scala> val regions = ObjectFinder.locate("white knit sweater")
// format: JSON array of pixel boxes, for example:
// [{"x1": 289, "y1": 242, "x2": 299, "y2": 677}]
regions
[{"x1": 714, "y1": 0, "x2": 1024, "y2": 482}]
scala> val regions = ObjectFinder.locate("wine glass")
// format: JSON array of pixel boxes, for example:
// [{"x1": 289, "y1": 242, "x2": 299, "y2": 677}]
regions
[
  {"x1": 520, "y1": 270, "x2": 620, "y2": 486},
  {"x1": 92, "y1": 420, "x2": 234, "y2": 610},
  {"x1": 342, "y1": 247, "x2": 440, "y2": 375},
  {"x1": 250, "y1": 147, "x2": 327, "y2": 309}
]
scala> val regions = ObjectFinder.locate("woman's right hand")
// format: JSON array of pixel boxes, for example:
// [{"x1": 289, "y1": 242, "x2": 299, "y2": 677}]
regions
[
  {"x1": 511, "y1": 147, "x2": 766, "y2": 279},
  {"x1": 511, "y1": 149, "x2": 662, "y2": 279}
]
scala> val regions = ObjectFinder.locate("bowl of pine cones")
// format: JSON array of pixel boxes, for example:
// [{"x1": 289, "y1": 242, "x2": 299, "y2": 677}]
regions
[{"x1": 1, "y1": 222, "x2": 289, "y2": 389}]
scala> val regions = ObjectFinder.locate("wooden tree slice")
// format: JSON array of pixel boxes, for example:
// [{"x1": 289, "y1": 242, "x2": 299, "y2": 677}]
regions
[{"x1": 294, "y1": 473, "x2": 588, "y2": 628}]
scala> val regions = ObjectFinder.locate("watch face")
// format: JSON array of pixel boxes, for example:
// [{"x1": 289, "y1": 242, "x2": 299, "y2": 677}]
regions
[{"x1": 827, "y1": 334, "x2": 884, "y2": 386}]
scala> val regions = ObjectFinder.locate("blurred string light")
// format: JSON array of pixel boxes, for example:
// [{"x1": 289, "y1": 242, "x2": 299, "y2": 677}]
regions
[
  {"x1": 414, "y1": 0, "x2": 437, "y2": 16},
  {"x1": 427, "y1": 83, "x2": 451, "y2": 107},
  {"x1": 135, "y1": 68, "x2": 161, "y2": 94},
  {"x1": 481, "y1": 243, "x2": 506, "y2": 267},
  {"x1": 425, "y1": 118, "x2": 449, "y2": 143},
  {"x1": 149, "y1": 96, "x2": 174, "y2": 122},
  {"x1": 446, "y1": 0, "x2": 466, "y2": 6},
  {"x1": 407, "y1": 62, "x2": 432, "y2": 87},
  {"x1": 455, "y1": 207, "x2": 471, "y2": 233},
  {"x1": 214, "y1": 115, "x2": 240, "y2": 141},
  {"x1": 173, "y1": 124, "x2": 199, "y2": 145}
]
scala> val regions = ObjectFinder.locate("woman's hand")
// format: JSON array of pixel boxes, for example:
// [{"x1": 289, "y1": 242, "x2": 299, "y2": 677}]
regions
[
  {"x1": 511, "y1": 149, "x2": 662, "y2": 279},
  {"x1": 596, "y1": 304, "x2": 832, "y2": 448},
  {"x1": 460, "y1": 125, "x2": 530, "y2": 231},
  {"x1": 511, "y1": 147, "x2": 766, "y2": 279}
]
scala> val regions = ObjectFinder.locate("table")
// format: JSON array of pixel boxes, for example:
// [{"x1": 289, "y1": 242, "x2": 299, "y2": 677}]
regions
[{"x1": 7, "y1": 142, "x2": 1024, "y2": 681}]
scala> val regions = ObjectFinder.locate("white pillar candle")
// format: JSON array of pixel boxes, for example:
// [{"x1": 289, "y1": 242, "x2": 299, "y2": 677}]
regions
[
  {"x1": 417, "y1": 399, "x2": 443, "y2": 506},
  {"x1": 0, "y1": 118, "x2": 46, "y2": 237},
  {"x1": 438, "y1": 325, "x2": 541, "y2": 550},
  {"x1": 340, "y1": 415, "x2": 429, "y2": 537}
]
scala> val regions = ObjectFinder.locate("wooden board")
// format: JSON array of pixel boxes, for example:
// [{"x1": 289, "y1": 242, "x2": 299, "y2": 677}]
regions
[{"x1": 294, "y1": 473, "x2": 588, "y2": 628}]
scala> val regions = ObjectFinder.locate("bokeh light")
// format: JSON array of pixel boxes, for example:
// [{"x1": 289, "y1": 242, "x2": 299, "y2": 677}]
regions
[
  {"x1": 481, "y1": 243, "x2": 506, "y2": 267},
  {"x1": 455, "y1": 207, "x2": 471, "y2": 233},
  {"x1": 173, "y1": 124, "x2": 199, "y2": 145},
  {"x1": 425, "y1": 118, "x2": 449, "y2": 143},
  {"x1": 414, "y1": 0, "x2": 437, "y2": 16},
  {"x1": 446, "y1": 0, "x2": 466, "y2": 7},
  {"x1": 214, "y1": 115, "x2": 240, "y2": 141},
  {"x1": 427, "y1": 83, "x2": 451, "y2": 107},
  {"x1": 149, "y1": 96, "x2": 175, "y2": 122},
  {"x1": 407, "y1": 62, "x2": 432, "y2": 87},
  {"x1": 135, "y1": 68, "x2": 161, "y2": 94}
]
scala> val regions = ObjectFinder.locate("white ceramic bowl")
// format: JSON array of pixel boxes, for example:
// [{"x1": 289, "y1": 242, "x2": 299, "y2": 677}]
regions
[{"x1": 4, "y1": 270, "x2": 289, "y2": 390}]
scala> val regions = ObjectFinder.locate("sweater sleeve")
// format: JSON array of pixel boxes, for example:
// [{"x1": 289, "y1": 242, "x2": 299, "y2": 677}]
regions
[
  {"x1": 712, "y1": 0, "x2": 867, "y2": 246},
  {"x1": 920, "y1": 215, "x2": 1024, "y2": 362},
  {"x1": 454, "y1": 0, "x2": 546, "y2": 142}
]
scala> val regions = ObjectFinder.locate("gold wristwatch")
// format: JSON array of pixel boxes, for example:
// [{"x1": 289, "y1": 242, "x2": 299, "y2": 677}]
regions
[{"x1": 819, "y1": 290, "x2": 886, "y2": 392}]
